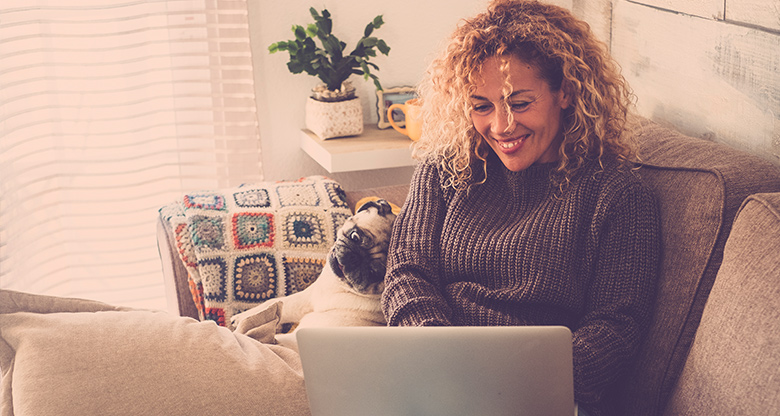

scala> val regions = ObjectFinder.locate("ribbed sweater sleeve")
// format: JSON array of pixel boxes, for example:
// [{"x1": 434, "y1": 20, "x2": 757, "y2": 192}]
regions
[
  {"x1": 382, "y1": 161, "x2": 454, "y2": 326},
  {"x1": 572, "y1": 173, "x2": 660, "y2": 408}
]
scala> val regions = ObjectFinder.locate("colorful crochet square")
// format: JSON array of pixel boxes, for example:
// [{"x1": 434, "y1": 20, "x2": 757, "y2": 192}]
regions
[
  {"x1": 324, "y1": 181, "x2": 349, "y2": 209},
  {"x1": 188, "y1": 279, "x2": 205, "y2": 320},
  {"x1": 330, "y1": 211, "x2": 351, "y2": 241},
  {"x1": 174, "y1": 223, "x2": 198, "y2": 268},
  {"x1": 183, "y1": 193, "x2": 226, "y2": 211},
  {"x1": 189, "y1": 216, "x2": 225, "y2": 251},
  {"x1": 276, "y1": 183, "x2": 320, "y2": 207},
  {"x1": 199, "y1": 258, "x2": 227, "y2": 302},
  {"x1": 280, "y1": 211, "x2": 329, "y2": 250},
  {"x1": 234, "y1": 189, "x2": 271, "y2": 208},
  {"x1": 205, "y1": 308, "x2": 226, "y2": 326},
  {"x1": 234, "y1": 253, "x2": 278, "y2": 301},
  {"x1": 283, "y1": 256, "x2": 326, "y2": 293},
  {"x1": 232, "y1": 212, "x2": 274, "y2": 249}
]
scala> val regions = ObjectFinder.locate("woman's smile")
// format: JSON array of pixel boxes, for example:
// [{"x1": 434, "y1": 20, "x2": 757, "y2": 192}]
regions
[{"x1": 470, "y1": 55, "x2": 570, "y2": 171}]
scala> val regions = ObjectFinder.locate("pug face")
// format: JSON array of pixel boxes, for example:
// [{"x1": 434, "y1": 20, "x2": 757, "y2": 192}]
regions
[{"x1": 328, "y1": 199, "x2": 397, "y2": 294}]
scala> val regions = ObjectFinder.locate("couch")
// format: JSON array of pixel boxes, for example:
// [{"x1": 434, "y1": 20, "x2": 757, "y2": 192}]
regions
[
  {"x1": 155, "y1": 117, "x2": 780, "y2": 415},
  {"x1": 2, "y1": 118, "x2": 779, "y2": 416}
]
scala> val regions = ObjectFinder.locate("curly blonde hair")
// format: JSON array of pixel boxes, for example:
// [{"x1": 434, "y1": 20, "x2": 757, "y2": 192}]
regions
[{"x1": 414, "y1": 0, "x2": 636, "y2": 191}]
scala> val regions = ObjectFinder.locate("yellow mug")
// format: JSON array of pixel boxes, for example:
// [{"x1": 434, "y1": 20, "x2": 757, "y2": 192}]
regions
[{"x1": 388, "y1": 98, "x2": 423, "y2": 141}]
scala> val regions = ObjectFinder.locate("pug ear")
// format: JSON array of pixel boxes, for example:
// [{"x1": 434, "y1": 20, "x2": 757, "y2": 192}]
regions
[{"x1": 356, "y1": 197, "x2": 393, "y2": 215}]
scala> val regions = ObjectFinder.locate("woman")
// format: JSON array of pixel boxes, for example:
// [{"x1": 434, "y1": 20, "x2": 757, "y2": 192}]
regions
[{"x1": 381, "y1": 1, "x2": 661, "y2": 415}]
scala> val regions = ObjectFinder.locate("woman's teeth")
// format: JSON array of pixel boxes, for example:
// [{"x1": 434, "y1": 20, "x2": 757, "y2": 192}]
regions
[{"x1": 498, "y1": 134, "x2": 528, "y2": 149}]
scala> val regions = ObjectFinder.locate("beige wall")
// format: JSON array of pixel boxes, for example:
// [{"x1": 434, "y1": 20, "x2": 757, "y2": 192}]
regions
[{"x1": 249, "y1": 0, "x2": 780, "y2": 190}]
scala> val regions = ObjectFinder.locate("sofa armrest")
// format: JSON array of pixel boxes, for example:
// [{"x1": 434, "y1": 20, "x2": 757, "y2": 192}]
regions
[
  {"x1": 663, "y1": 193, "x2": 780, "y2": 415},
  {"x1": 157, "y1": 214, "x2": 199, "y2": 318}
]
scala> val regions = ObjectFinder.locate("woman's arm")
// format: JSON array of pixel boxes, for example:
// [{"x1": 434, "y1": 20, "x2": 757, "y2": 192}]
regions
[
  {"x1": 572, "y1": 180, "x2": 661, "y2": 405},
  {"x1": 382, "y1": 162, "x2": 454, "y2": 326}
]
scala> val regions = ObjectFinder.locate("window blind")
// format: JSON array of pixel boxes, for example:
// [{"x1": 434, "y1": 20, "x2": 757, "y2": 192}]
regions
[{"x1": 0, "y1": 0, "x2": 263, "y2": 310}]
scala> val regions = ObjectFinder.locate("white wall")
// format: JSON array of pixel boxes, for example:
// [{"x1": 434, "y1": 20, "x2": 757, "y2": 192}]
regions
[
  {"x1": 610, "y1": 0, "x2": 780, "y2": 165},
  {"x1": 247, "y1": 0, "x2": 487, "y2": 190}
]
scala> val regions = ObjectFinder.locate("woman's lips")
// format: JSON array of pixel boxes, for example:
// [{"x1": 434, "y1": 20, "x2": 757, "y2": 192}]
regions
[{"x1": 495, "y1": 134, "x2": 529, "y2": 153}]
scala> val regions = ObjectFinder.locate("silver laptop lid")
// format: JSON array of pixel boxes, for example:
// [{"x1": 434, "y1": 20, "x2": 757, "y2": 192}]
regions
[{"x1": 297, "y1": 326, "x2": 574, "y2": 416}]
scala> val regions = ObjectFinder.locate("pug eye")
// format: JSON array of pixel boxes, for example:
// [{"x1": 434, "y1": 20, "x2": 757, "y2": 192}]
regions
[{"x1": 348, "y1": 230, "x2": 362, "y2": 244}]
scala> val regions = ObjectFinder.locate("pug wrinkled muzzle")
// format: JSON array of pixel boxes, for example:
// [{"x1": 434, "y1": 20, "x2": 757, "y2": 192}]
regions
[{"x1": 329, "y1": 199, "x2": 396, "y2": 294}]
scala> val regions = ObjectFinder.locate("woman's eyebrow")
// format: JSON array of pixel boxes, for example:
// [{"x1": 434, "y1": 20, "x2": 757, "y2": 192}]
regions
[{"x1": 469, "y1": 90, "x2": 533, "y2": 101}]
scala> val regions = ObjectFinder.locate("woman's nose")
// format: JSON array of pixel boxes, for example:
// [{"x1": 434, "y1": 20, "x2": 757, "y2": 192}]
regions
[{"x1": 490, "y1": 106, "x2": 513, "y2": 135}]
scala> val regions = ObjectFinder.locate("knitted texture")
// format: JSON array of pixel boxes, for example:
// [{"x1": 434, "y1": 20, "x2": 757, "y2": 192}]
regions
[
  {"x1": 382, "y1": 154, "x2": 661, "y2": 416},
  {"x1": 160, "y1": 176, "x2": 352, "y2": 326}
]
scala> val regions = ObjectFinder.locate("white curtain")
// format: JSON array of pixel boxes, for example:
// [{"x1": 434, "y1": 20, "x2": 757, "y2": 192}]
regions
[{"x1": 0, "y1": 0, "x2": 263, "y2": 310}]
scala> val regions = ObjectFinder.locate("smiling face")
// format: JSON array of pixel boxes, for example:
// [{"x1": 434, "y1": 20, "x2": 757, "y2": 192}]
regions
[{"x1": 470, "y1": 55, "x2": 570, "y2": 172}]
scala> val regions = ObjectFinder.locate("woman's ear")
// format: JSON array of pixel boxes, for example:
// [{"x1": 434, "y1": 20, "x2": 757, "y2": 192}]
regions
[{"x1": 557, "y1": 84, "x2": 572, "y2": 110}]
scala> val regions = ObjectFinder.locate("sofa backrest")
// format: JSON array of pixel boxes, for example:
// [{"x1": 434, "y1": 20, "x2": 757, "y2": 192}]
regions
[
  {"x1": 614, "y1": 119, "x2": 780, "y2": 415},
  {"x1": 663, "y1": 193, "x2": 780, "y2": 415}
]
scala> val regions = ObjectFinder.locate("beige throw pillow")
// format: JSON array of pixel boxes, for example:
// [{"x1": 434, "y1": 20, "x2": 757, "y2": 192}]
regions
[{"x1": 0, "y1": 290, "x2": 309, "y2": 416}]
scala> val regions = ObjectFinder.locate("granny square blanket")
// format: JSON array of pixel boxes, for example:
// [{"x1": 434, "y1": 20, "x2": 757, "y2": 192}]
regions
[{"x1": 159, "y1": 176, "x2": 353, "y2": 326}]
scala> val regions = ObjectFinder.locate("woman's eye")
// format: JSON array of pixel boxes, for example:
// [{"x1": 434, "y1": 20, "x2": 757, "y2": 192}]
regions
[
  {"x1": 472, "y1": 103, "x2": 492, "y2": 114},
  {"x1": 510, "y1": 102, "x2": 531, "y2": 112}
]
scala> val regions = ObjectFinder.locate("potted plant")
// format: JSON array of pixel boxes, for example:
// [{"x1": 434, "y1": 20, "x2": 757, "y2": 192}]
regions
[{"x1": 270, "y1": 8, "x2": 390, "y2": 139}]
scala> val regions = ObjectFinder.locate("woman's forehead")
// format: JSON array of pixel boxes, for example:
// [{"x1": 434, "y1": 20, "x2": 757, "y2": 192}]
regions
[{"x1": 471, "y1": 56, "x2": 546, "y2": 97}]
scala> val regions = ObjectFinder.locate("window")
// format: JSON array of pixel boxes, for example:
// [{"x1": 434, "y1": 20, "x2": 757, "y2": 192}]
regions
[{"x1": 0, "y1": 0, "x2": 262, "y2": 310}]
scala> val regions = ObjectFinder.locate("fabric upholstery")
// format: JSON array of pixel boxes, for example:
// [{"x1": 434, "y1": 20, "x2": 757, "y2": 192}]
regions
[
  {"x1": 614, "y1": 119, "x2": 780, "y2": 415},
  {"x1": 0, "y1": 290, "x2": 309, "y2": 416},
  {"x1": 663, "y1": 193, "x2": 780, "y2": 415}
]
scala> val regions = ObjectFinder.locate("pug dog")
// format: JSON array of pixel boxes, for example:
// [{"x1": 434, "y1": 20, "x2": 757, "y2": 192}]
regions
[{"x1": 230, "y1": 199, "x2": 397, "y2": 351}]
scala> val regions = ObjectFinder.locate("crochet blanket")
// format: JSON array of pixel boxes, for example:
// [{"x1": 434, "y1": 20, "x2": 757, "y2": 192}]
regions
[{"x1": 159, "y1": 176, "x2": 353, "y2": 326}]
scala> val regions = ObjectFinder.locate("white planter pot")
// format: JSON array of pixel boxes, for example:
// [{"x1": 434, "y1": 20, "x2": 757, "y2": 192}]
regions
[{"x1": 305, "y1": 96, "x2": 363, "y2": 140}]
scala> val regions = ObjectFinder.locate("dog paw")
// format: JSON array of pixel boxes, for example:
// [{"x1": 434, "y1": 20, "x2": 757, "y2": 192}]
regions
[{"x1": 230, "y1": 311, "x2": 249, "y2": 329}]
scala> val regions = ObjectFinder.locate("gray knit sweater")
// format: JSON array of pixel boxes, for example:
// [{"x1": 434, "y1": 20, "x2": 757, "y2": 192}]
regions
[{"x1": 382, "y1": 153, "x2": 661, "y2": 415}]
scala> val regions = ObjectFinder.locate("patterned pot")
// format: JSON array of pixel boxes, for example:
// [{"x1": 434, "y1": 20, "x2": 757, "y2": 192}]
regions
[{"x1": 305, "y1": 96, "x2": 363, "y2": 140}]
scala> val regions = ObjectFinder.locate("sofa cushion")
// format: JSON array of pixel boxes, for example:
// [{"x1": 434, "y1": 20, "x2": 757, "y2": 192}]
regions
[
  {"x1": 158, "y1": 175, "x2": 353, "y2": 325},
  {"x1": 614, "y1": 119, "x2": 780, "y2": 415},
  {"x1": 663, "y1": 193, "x2": 780, "y2": 415},
  {"x1": 0, "y1": 290, "x2": 308, "y2": 416}
]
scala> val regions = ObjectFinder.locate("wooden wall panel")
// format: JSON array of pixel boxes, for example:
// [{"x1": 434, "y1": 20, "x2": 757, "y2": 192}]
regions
[
  {"x1": 629, "y1": 0, "x2": 725, "y2": 19},
  {"x1": 611, "y1": 0, "x2": 780, "y2": 164},
  {"x1": 572, "y1": 0, "x2": 613, "y2": 46},
  {"x1": 726, "y1": 0, "x2": 780, "y2": 32}
]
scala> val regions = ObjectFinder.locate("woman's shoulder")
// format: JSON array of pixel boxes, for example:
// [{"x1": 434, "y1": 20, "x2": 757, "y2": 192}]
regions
[{"x1": 575, "y1": 156, "x2": 656, "y2": 206}]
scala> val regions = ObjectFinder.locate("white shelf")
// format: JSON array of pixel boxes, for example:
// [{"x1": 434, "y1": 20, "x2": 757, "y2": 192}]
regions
[{"x1": 300, "y1": 125, "x2": 417, "y2": 173}]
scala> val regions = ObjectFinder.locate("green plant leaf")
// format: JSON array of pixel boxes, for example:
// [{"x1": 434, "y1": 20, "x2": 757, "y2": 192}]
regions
[
  {"x1": 324, "y1": 36, "x2": 343, "y2": 59},
  {"x1": 294, "y1": 25, "x2": 307, "y2": 41},
  {"x1": 314, "y1": 8, "x2": 332, "y2": 34},
  {"x1": 361, "y1": 37, "x2": 377, "y2": 48},
  {"x1": 287, "y1": 61, "x2": 305, "y2": 74},
  {"x1": 377, "y1": 39, "x2": 390, "y2": 55},
  {"x1": 270, "y1": 7, "x2": 389, "y2": 93}
]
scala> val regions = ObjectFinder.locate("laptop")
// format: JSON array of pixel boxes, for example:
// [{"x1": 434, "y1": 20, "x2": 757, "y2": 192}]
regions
[{"x1": 296, "y1": 325, "x2": 575, "y2": 416}]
